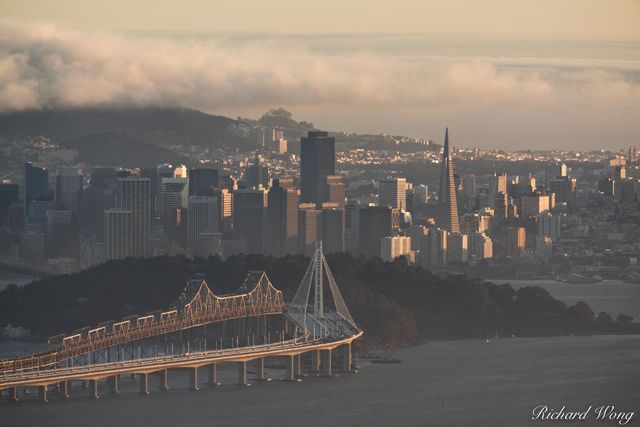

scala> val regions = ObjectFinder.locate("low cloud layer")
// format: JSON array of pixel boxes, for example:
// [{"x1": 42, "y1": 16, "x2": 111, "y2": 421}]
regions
[{"x1": 1, "y1": 21, "x2": 639, "y2": 149}]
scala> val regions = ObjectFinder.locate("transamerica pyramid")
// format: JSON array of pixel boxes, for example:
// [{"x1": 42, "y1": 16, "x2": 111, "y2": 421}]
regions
[{"x1": 436, "y1": 128, "x2": 460, "y2": 233}]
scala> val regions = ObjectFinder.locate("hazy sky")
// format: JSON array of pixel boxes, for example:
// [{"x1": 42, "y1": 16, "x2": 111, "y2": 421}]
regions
[
  {"x1": 1, "y1": 1, "x2": 639, "y2": 150},
  {"x1": 3, "y1": 0, "x2": 640, "y2": 40}
]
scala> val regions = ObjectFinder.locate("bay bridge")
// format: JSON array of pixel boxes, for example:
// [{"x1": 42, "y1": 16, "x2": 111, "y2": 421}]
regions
[{"x1": 0, "y1": 243, "x2": 362, "y2": 403}]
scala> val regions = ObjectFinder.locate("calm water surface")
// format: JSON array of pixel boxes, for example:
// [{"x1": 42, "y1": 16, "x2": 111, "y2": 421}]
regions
[{"x1": 1, "y1": 335, "x2": 639, "y2": 426}]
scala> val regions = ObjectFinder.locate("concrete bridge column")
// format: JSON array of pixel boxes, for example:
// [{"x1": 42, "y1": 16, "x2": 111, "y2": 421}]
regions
[
  {"x1": 139, "y1": 373, "x2": 149, "y2": 395},
  {"x1": 237, "y1": 361, "x2": 248, "y2": 385},
  {"x1": 310, "y1": 350, "x2": 320, "y2": 372},
  {"x1": 160, "y1": 369, "x2": 169, "y2": 391},
  {"x1": 294, "y1": 354, "x2": 301, "y2": 377},
  {"x1": 8, "y1": 387, "x2": 18, "y2": 402},
  {"x1": 60, "y1": 381, "x2": 69, "y2": 399},
  {"x1": 38, "y1": 385, "x2": 48, "y2": 403},
  {"x1": 341, "y1": 343, "x2": 352, "y2": 371},
  {"x1": 208, "y1": 364, "x2": 218, "y2": 386},
  {"x1": 255, "y1": 358, "x2": 265, "y2": 381},
  {"x1": 321, "y1": 350, "x2": 332, "y2": 376},
  {"x1": 89, "y1": 379, "x2": 99, "y2": 399},
  {"x1": 109, "y1": 375, "x2": 119, "y2": 395},
  {"x1": 285, "y1": 356, "x2": 295, "y2": 381},
  {"x1": 190, "y1": 367, "x2": 199, "y2": 391}
]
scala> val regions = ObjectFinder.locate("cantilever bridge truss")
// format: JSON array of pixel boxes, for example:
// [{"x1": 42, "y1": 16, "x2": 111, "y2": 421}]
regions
[
  {"x1": 0, "y1": 244, "x2": 362, "y2": 395},
  {"x1": 1, "y1": 271, "x2": 285, "y2": 375}
]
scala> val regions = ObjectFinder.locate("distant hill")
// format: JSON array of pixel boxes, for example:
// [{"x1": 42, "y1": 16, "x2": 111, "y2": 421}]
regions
[
  {"x1": 0, "y1": 107, "x2": 253, "y2": 150},
  {"x1": 62, "y1": 133, "x2": 191, "y2": 168}
]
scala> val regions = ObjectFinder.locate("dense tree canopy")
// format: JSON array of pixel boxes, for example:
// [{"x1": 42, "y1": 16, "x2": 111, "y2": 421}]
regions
[{"x1": 0, "y1": 254, "x2": 636, "y2": 345}]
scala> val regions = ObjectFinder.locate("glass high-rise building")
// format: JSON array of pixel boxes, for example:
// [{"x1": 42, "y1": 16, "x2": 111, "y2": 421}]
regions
[
  {"x1": 24, "y1": 162, "x2": 50, "y2": 217},
  {"x1": 300, "y1": 131, "x2": 335, "y2": 204},
  {"x1": 117, "y1": 177, "x2": 151, "y2": 257}
]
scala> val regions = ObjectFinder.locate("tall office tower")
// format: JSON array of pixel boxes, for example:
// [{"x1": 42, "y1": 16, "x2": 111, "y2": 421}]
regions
[
  {"x1": 504, "y1": 227, "x2": 526, "y2": 256},
  {"x1": 24, "y1": 162, "x2": 50, "y2": 217},
  {"x1": 321, "y1": 207, "x2": 345, "y2": 254},
  {"x1": 462, "y1": 175, "x2": 476, "y2": 201},
  {"x1": 266, "y1": 177, "x2": 299, "y2": 256},
  {"x1": 232, "y1": 189, "x2": 267, "y2": 254},
  {"x1": 55, "y1": 169, "x2": 83, "y2": 214},
  {"x1": 80, "y1": 187, "x2": 106, "y2": 240},
  {"x1": 160, "y1": 178, "x2": 189, "y2": 224},
  {"x1": 104, "y1": 208, "x2": 132, "y2": 260},
  {"x1": 538, "y1": 213, "x2": 562, "y2": 241},
  {"x1": 216, "y1": 189, "x2": 233, "y2": 238},
  {"x1": 299, "y1": 203, "x2": 322, "y2": 257},
  {"x1": 470, "y1": 232, "x2": 493, "y2": 259},
  {"x1": 447, "y1": 233, "x2": 469, "y2": 264},
  {"x1": 490, "y1": 172, "x2": 508, "y2": 200},
  {"x1": 187, "y1": 196, "x2": 218, "y2": 258},
  {"x1": 245, "y1": 155, "x2": 269, "y2": 189},
  {"x1": 549, "y1": 177, "x2": 577, "y2": 212},
  {"x1": 320, "y1": 175, "x2": 346, "y2": 209},
  {"x1": 46, "y1": 208, "x2": 76, "y2": 259},
  {"x1": 380, "y1": 236, "x2": 413, "y2": 262},
  {"x1": 404, "y1": 225, "x2": 430, "y2": 266},
  {"x1": 300, "y1": 131, "x2": 335, "y2": 204},
  {"x1": 428, "y1": 228, "x2": 449, "y2": 267},
  {"x1": 345, "y1": 201, "x2": 361, "y2": 254},
  {"x1": 545, "y1": 163, "x2": 568, "y2": 189},
  {"x1": 117, "y1": 177, "x2": 151, "y2": 257},
  {"x1": 189, "y1": 168, "x2": 219, "y2": 196},
  {"x1": 0, "y1": 183, "x2": 19, "y2": 227},
  {"x1": 379, "y1": 178, "x2": 407, "y2": 211},
  {"x1": 494, "y1": 192, "x2": 509, "y2": 220},
  {"x1": 358, "y1": 205, "x2": 399, "y2": 258},
  {"x1": 436, "y1": 129, "x2": 460, "y2": 233},
  {"x1": 521, "y1": 191, "x2": 552, "y2": 217}
]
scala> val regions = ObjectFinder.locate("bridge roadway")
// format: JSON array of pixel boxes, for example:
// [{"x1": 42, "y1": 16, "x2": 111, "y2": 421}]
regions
[{"x1": 0, "y1": 330, "x2": 362, "y2": 402}]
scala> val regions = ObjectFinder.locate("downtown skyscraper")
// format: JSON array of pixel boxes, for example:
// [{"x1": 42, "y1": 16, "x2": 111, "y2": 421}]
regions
[
  {"x1": 117, "y1": 177, "x2": 151, "y2": 257},
  {"x1": 436, "y1": 128, "x2": 460, "y2": 233},
  {"x1": 300, "y1": 131, "x2": 335, "y2": 204}
]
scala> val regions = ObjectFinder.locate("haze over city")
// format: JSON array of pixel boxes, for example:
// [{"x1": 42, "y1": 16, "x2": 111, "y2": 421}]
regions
[{"x1": 2, "y1": 0, "x2": 640, "y2": 150}]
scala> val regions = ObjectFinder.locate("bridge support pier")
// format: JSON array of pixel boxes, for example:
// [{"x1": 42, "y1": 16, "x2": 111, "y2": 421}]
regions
[
  {"x1": 285, "y1": 356, "x2": 295, "y2": 381},
  {"x1": 321, "y1": 350, "x2": 332, "y2": 376},
  {"x1": 160, "y1": 369, "x2": 169, "y2": 391},
  {"x1": 341, "y1": 343, "x2": 352, "y2": 371},
  {"x1": 8, "y1": 387, "x2": 18, "y2": 402},
  {"x1": 255, "y1": 358, "x2": 265, "y2": 381},
  {"x1": 294, "y1": 354, "x2": 301, "y2": 377},
  {"x1": 38, "y1": 385, "x2": 48, "y2": 403},
  {"x1": 59, "y1": 381, "x2": 70, "y2": 399},
  {"x1": 310, "y1": 350, "x2": 320, "y2": 372},
  {"x1": 139, "y1": 373, "x2": 149, "y2": 395},
  {"x1": 190, "y1": 367, "x2": 199, "y2": 391},
  {"x1": 237, "y1": 361, "x2": 248, "y2": 386},
  {"x1": 89, "y1": 379, "x2": 99, "y2": 399},
  {"x1": 208, "y1": 364, "x2": 218, "y2": 386},
  {"x1": 109, "y1": 375, "x2": 119, "y2": 395}
]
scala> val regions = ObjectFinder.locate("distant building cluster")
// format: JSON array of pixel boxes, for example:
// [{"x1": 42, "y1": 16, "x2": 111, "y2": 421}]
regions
[{"x1": 1, "y1": 129, "x2": 640, "y2": 283}]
